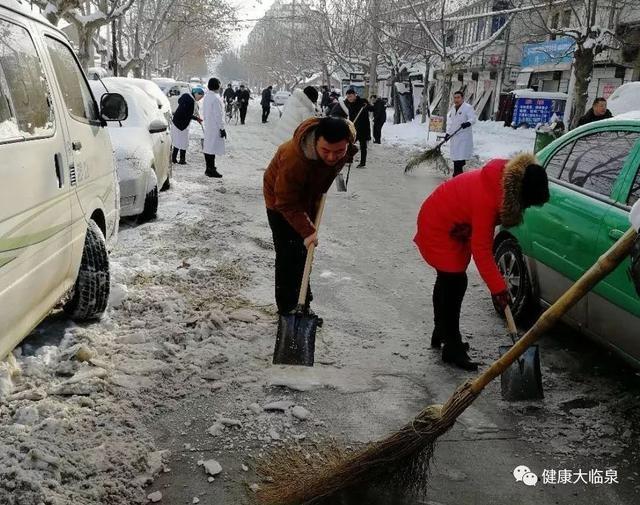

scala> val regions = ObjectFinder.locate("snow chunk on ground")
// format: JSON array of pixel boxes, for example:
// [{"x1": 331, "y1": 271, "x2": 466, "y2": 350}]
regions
[{"x1": 202, "y1": 459, "x2": 223, "y2": 476}]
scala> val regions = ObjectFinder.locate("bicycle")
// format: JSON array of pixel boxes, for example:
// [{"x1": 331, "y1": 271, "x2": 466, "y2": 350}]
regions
[{"x1": 226, "y1": 100, "x2": 240, "y2": 125}]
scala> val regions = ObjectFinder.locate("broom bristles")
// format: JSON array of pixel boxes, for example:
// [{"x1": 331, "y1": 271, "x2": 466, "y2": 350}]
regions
[
  {"x1": 404, "y1": 146, "x2": 450, "y2": 174},
  {"x1": 256, "y1": 381, "x2": 479, "y2": 505}
]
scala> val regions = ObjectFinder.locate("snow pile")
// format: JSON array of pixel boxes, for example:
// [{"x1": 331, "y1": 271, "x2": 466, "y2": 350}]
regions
[
  {"x1": 608, "y1": 82, "x2": 640, "y2": 116},
  {"x1": 385, "y1": 118, "x2": 536, "y2": 161}
]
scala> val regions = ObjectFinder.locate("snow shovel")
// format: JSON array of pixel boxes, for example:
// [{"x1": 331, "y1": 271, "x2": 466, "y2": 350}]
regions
[
  {"x1": 335, "y1": 163, "x2": 352, "y2": 192},
  {"x1": 499, "y1": 306, "x2": 543, "y2": 401},
  {"x1": 273, "y1": 194, "x2": 327, "y2": 366},
  {"x1": 404, "y1": 126, "x2": 463, "y2": 173}
]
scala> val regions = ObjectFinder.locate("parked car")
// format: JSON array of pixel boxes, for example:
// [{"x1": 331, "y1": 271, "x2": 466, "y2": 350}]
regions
[
  {"x1": 90, "y1": 78, "x2": 172, "y2": 220},
  {"x1": 273, "y1": 90, "x2": 291, "y2": 106},
  {"x1": 0, "y1": 1, "x2": 127, "y2": 360},
  {"x1": 493, "y1": 113, "x2": 640, "y2": 367},
  {"x1": 152, "y1": 77, "x2": 176, "y2": 94},
  {"x1": 124, "y1": 77, "x2": 172, "y2": 123},
  {"x1": 166, "y1": 81, "x2": 193, "y2": 113}
]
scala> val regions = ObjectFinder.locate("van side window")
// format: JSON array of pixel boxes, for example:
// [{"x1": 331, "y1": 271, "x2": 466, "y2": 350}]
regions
[
  {"x1": 558, "y1": 131, "x2": 640, "y2": 198},
  {"x1": 45, "y1": 37, "x2": 98, "y2": 123},
  {"x1": 0, "y1": 19, "x2": 54, "y2": 140}
]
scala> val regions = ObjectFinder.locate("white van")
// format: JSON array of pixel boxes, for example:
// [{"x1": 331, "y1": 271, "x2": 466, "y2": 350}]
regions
[{"x1": 0, "y1": 1, "x2": 128, "y2": 360}]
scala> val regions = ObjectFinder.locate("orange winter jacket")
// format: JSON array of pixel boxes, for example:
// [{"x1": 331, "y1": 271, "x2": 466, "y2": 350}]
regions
[{"x1": 263, "y1": 117, "x2": 356, "y2": 238}]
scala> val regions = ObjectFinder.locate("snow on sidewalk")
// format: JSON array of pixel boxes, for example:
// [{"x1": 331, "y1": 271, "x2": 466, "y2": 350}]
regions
[{"x1": 384, "y1": 117, "x2": 536, "y2": 163}]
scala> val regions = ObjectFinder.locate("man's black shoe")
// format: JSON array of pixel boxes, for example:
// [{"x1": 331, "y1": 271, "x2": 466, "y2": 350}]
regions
[
  {"x1": 431, "y1": 334, "x2": 469, "y2": 351},
  {"x1": 211, "y1": 170, "x2": 223, "y2": 178},
  {"x1": 442, "y1": 345, "x2": 478, "y2": 371}
]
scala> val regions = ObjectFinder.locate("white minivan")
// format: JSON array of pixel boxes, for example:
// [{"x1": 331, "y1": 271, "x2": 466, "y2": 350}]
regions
[{"x1": 0, "y1": 1, "x2": 127, "y2": 360}]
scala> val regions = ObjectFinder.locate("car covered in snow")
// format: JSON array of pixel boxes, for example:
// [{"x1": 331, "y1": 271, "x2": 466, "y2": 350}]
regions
[
  {"x1": 273, "y1": 90, "x2": 291, "y2": 106},
  {"x1": 493, "y1": 113, "x2": 640, "y2": 367},
  {"x1": 90, "y1": 78, "x2": 172, "y2": 221},
  {"x1": 124, "y1": 77, "x2": 172, "y2": 123},
  {"x1": 0, "y1": 0, "x2": 127, "y2": 359},
  {"x1": 152, "y1": 77, "x2": 176, "y2": 93},
  {"x1": 166, "y1": 81, "x2": 193, "y2": 113}
]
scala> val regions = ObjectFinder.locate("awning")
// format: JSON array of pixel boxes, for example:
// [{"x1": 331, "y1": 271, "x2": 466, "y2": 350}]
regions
[{"x1": 516, "y1": 71, "x2": 532, "y2": 87}]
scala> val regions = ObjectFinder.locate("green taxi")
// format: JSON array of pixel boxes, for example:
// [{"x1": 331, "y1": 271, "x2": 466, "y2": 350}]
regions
[{"x1": 493, "y1": 114, "x2": 640, "y2": 368}]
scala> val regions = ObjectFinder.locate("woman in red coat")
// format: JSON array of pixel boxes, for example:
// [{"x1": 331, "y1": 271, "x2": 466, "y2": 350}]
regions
[{"x1": 414, "y1": 152, "x2": 549, "y2": 371}]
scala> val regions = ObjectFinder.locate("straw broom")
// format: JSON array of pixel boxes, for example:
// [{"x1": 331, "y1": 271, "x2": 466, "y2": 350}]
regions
[
  {"x1": 404, "y1": 126, "x2": 463, "y2": 174},
  {"x1": 256, "y1": 228, "x2": 638, "y2": 505}
]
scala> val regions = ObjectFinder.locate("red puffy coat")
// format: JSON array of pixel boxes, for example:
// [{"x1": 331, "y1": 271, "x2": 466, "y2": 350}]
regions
[{"x1": 413, "y1": 153, "x2": 535, "y2": 294}]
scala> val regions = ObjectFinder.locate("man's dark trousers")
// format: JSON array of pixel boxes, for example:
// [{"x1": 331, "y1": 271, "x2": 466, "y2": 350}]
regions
[
  {"x1": 373, "y1": 122, "x2": 383, "y2": 143},
  {"x1": 267, "y1": 209, "x2": 312, "y2": 314},
  {"x1": 240, "y1": 104, "x2": 248, "y2": 124},
  {"x1": 262, "y1": 105, "x2": 271, "y2": 123}
]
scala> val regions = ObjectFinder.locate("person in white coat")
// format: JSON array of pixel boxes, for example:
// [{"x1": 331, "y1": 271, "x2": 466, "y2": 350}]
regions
[
  {"x1": 272, "y1": 86, "x2": 319, "y2": 145},
  {"x1": 446, "y1": 90, "x2": 477, "y2": 177},
  {"x1": 202, "y1": 77, "x2": 226, "y2": 178}
]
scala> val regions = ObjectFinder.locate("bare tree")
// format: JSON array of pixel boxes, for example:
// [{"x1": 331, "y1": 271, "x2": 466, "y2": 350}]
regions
[
  {"x1": 523, "y1": 0, "x2": 633, "y2": 128},
  {"x1": 31, "y1": 0, "x2": 135, "y2": 69}
]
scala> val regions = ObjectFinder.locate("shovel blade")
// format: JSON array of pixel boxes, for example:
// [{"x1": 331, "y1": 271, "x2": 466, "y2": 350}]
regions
[
  {"x1": 273, "y1": 313, "x2": 317, "y2": 366},
  {"x1": 335, "y1": 173, "x2": 347, "y2": 192},
  {"x1": 499, "y1": 345, "x2": 544, "y2": 401}
]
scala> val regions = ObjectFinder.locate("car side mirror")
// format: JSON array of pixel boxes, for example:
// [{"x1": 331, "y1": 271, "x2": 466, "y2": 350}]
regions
[
  {"x1": 100, "y1": 93, "x2": 128, "y2": 122},
  {"x1": 149, "y1": 118, "x2": 168, "y2": 133}
]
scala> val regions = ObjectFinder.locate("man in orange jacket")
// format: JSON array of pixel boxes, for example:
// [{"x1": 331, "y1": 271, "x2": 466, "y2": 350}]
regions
[
  {"x1": 263, "y1": 117, "x2": 356, "y2": 323},
  {"x1": 414, "y1": 153, "x2": 550, "y2": 371}
]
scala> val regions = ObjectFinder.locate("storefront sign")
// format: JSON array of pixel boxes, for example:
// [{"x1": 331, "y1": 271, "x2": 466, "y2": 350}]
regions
[{"x1": 521, "y1": 38, "x2": 575, "y2": 68}]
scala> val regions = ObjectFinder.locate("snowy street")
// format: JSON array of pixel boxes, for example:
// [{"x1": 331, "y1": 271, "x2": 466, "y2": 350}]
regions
[{"x1": 2, "y1": 107, "x2": 640, "y2": 505}]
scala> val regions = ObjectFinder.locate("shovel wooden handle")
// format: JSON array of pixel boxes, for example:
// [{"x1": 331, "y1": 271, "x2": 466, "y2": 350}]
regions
[
  {"x1": 471, "y1": 227, "x2": 638, "y2": 394},
  {"x1": 296, "y1": 194, "x2": 328, "y2": 307},
  {"x1": 504, "y1": 306, "x2": 518, "y2": 338}
]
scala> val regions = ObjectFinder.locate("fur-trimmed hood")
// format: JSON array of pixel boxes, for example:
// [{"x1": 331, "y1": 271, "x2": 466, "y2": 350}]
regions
[{"x1": 501, "y1": 152, "x2": 539, "y2": 227}]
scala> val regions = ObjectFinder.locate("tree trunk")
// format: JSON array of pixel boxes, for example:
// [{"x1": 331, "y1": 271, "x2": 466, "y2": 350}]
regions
[
  {"x1": 76, "y1": 26, "x2": 94, "y2": 71},
  {"x1": 569, "y1": 44, "x2": 595, "y2": 130},
  {"x1": 439, "y1": 71, "x2": 453, "y2": 131},
  {"x1": 392, "y1": 70, "x2": 401, "y2": 124}
]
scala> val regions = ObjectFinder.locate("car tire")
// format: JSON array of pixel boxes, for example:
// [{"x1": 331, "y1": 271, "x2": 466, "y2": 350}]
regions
[
  {"x1": 160, "y1": 177, "x2": 171, "y2": 192},
  {"x1": 63, "y1": 220, "x2": 110, "y2": 321},
  {"x1": 494, "y1": 238, "x2": 534, "y2": 321},
  {"x1": 139, "y1": 185, "x2": 158, "y2": 222}
]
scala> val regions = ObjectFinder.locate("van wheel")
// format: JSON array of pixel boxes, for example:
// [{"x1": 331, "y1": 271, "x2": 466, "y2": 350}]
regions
[
  {"x1": 64, "y1": 220, "x2": 110, "y2": 321},
  {"x1": 160, "y1": 177, "x2": 171, "y2": 191},
  {"x1": 139, "y1": 186, "x2": 158, "y2": 222},
  {"x1": 494, "y1": 238, "x2": 534, "y2": 321}
]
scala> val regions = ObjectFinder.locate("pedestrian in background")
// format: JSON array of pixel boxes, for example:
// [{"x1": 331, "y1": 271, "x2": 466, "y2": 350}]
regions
[
  {"x1": 272, "y1": 86, "x2": 319, "y2": 145},
  {"x1": 446, "y1": 90, "x2": 476, "y2": 177},
  {"x1": 370, "y1": 94, "x2": 386, "y2": 144},
  {"x1": 261, "y1": 85, "x2": 275, "y2": 123},
  {"x1": 236, "y1": 84, "x2": 251, "y2": 125},
  {"x1": 170, "y1": 86, "x2": 204, "y2": 165},
  {"x1": 330, "y1": 88, "x2": 371, "y2": 168},
  {"x1": 320, "y1": 85, "x2": 330, "y2": 114},
  {"x1": 577, "y1": 97, "x2": 613, "y2": 127},
  {"x1": 202, "y1": 77, "x2": 226, "y2": 178}
]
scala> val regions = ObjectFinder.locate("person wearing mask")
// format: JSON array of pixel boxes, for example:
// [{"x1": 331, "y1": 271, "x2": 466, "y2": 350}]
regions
[
  {"x1": 446, "y1": 90, "x2": 477, "y2": 177},
  {"x1": 202, "y1": 78, "x2": 226, "y2": 178},
  {"x1": 576, "y1": 97, "x2": 613, "y2": 127},
  {"x1": 170, "y1": 86, "x2": 204, "y2": 164},
  {"x1": 414, "y1": 153, "x2": 550, "y2": 371}
]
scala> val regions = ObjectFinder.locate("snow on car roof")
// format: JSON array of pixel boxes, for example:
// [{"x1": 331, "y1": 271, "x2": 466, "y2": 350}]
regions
[
  {"x1": 608, "y1": 82, "x2": 640, "y2": 116},
  {"x1": 110, "y1": 77, "x2": 171, "y2": 113},
  {"x1": 89, "y1": 79, "x2": 160, "y2": 128}
]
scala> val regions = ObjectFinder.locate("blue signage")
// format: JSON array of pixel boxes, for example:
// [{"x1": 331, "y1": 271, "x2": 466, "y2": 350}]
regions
[
  {"x1": 521, "y1": 38, "x2": 575, "y2": 67},
  {"x1": 512, "y1": 97, "x2": 566, "y2": 127}
]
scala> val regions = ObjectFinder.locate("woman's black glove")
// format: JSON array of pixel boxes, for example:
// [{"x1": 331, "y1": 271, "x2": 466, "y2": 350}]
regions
[
  {"x1": 461, "y1": 121, "x2": 471, "y2": 129},
  {"x1": 220, "y1": 129, "x2": 227, "y2": 138}
]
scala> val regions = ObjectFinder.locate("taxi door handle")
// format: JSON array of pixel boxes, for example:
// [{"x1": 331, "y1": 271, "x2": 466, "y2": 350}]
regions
[{"x1": 608, "y1": 229, "x2": 624, "y2": 241}]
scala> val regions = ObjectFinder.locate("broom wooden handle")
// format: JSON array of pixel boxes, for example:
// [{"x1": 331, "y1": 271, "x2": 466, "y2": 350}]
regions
[
  {"x1": 471, "y1": 227, "x2": 638, "y2": 394},
  {"x1": 296, "y1": 193, "x2": 328, "y2": 307}
]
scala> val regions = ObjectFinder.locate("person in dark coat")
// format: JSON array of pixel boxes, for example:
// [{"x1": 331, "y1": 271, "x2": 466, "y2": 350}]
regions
[
  {"x1": 223, "y1": 83, "x2": 235, "y2": 103},
  {"x1": 320, "y1": 86, "x2": 330, "y2": 113},
  {"x1": 370, "y1": 94, "x2": 386, "y2": 144},
  {"x1": 261, "y1": 85, "x2": 275, "y2": 123},
  {"x1": 170, "y1": 86, "x2": 204, "y2": 164},
  {"x1": 330, "y1": 88, "x2": 371, "y2": 167},
  {"x1": 236, "y1": 84, "x2": 251, "y2": 125},
  {"x1": 577, "y1": 97, "x2": 612, "y2": 127}
]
